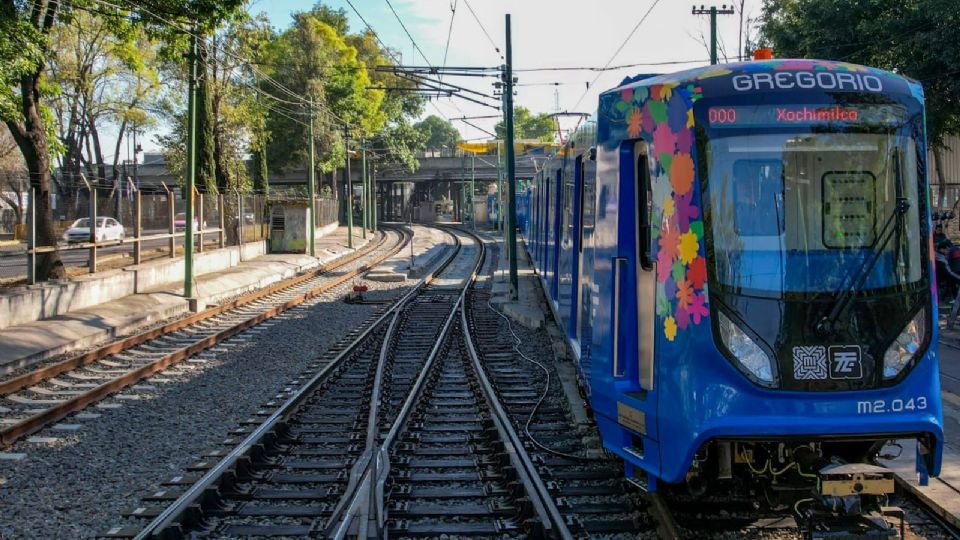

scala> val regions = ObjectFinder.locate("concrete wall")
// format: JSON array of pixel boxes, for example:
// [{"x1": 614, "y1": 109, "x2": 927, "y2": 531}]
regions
[{"x1": 0, "y1": 239, "x2": 267, "y2": 331}]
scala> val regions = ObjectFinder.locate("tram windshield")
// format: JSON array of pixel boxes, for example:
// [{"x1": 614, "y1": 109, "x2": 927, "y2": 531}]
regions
[{"x1": 701, "y1": 111, "x2": 923, "y2": 298}]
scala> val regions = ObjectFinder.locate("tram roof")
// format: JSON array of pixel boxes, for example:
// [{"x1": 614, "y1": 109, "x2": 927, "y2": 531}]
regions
[{"x1": 603, "y1": 58, "x2": 923, "y2": 102}]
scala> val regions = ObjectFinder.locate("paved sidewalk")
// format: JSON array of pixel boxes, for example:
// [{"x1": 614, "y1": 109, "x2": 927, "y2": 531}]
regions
[{"x1": 0, "y1": 227, "x2": 370, "y2": 375}]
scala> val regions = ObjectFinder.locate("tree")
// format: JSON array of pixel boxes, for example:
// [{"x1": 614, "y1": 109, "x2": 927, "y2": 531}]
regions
[
  {"x1": 1, "y1": 0, "x2": 245, "y2": 281},
  {"x1": 414, "y1": 115, "x2": 461, "y2": 151},
  {"x1": 46, "y1": 9, "x2": 161, "y2": 217},
  {"x1": 495, "y1": 106, "x2": 556, "y2": 142},
  {"x1": 0, "y1": 126, "x2": 27, "y2": 226},
  {"x1": 263, "y1": 7, "x2": 387, "y2": 197},
  {"x1": 759, "y1": 0, "x2": 960, "y2": 203}
]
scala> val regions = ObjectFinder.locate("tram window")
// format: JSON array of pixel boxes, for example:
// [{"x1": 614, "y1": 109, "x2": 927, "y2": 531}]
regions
[
  {"x1": 636, "y1": 144, "x2": 653, "y2": 269},
  {"x1": 731, "y1": 160, "x2": 784, "y2": 237},
  {"x1": 577, "y1": 156, "x2": 585, "y2": 252}
]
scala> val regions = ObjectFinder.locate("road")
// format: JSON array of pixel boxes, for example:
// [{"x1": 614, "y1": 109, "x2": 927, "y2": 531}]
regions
[{"x1": 0, "y1": 229, "x2": 221, "y2": 279}]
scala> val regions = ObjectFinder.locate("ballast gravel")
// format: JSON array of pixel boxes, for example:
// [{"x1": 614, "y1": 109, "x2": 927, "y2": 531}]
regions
[{"x1": 0, "y1": 244, "x2": 428, "y2": 539}]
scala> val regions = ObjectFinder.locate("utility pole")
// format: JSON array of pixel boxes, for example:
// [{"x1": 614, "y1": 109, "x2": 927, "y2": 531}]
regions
[
  {"x1": 308, "y1": 99, "x2": 317, "y2": 257},
  {"x1": 504, "y1": 13, "x2": 518, "y2": 299},
  {"x1": 360, "y1": 137, "x2": 367, "y2": 239},
  {"x1": 184, "y1": 29, "x2": 199, "y2": 300},
  {"x1": 344, "y1": 128, "x2": 353, "y2": 248},
  {"x1": 371, "y1": 161, "x2": 378, "y2": 232},
  {"x1": 692, "y1": 4, "x2": 735, "y2": 65},
  {"x1": 471, "y1": 151, "x2": 476, "y2": 231}
]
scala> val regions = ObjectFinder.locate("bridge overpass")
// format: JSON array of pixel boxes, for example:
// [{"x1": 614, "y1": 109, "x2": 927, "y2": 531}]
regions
[{"x1": 130, "y1": 152, "x2": 541, "y2": 220}]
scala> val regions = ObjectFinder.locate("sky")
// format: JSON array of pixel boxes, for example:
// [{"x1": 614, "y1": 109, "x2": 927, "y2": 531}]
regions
[{"x1": 137, "y1": 0, "x2": 764, "y2": 155}]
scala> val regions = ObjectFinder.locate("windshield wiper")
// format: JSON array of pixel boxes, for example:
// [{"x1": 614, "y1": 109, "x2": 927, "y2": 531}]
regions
[{"x1": 816, "y1": 151, "x2": 909, "y2": 337}]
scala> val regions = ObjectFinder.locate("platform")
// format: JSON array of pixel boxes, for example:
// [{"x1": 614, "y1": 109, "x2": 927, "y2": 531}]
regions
[
  {"x1": 882, "y1": 327, "x2": 960, "y2": 529},
  {"x1": 0, "y1": 227, "x2": 370, "y2": 375}
]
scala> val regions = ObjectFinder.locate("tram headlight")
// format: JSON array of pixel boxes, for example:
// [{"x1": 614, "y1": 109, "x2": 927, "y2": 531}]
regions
[
  {"x1": 718, "y1": 311, "x2": 774, "y2": 384},
  {"x1": 883, "y1": 308, "x2": 927, "y2": 379}
]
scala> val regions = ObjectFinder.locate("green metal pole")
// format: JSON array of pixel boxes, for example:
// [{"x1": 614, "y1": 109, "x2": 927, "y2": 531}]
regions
[
  {"x1": 460, "y1": 153, "x2": 466, "y2": 224},
  {"x1": 344, "y1": 129, "x2": 353, "y2": 249},
  {"x1": 308, "y1": 99, "x2": 316, "y2": 257},
  {"x1": 471, "y1": 151, "x2": 476, "y2": 231},
  {"x1": 372, "y1": 162, "x2": 377, "y2": 232},
  {"x1": 184, "y1": 30, "x2": 198, "y2": 299},
  {"x1": 360, "y1": 137, "x2": 367, "y2": 239},
  {"x1": 710, "y1": 6, "x2": 718, "y2": 65},
  {"x1": 505, "y1": 14, "x2": 518, "y2": 299}
]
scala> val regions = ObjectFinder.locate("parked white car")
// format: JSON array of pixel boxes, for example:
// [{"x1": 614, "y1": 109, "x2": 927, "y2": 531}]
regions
[{"x1": 63, "y1": 217, "x2": 125, "y2": 244}]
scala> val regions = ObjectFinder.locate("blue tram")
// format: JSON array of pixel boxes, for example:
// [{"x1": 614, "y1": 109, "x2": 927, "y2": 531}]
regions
[{"x1": 523, "y1": 59, "x2": 943, "y2": 524}]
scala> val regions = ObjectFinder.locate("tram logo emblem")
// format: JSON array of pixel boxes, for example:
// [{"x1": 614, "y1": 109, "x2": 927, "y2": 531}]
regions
[
  {"x1": 792, "y1": 346, "x2": 828, "y2": 380},
  {"x1": 828, "y1": 346, "x2": 863, "y2": 379}
]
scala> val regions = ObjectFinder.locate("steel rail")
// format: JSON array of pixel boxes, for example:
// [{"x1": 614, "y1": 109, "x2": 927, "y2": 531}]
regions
[
  {"x1": 0, "y1": 229, "x2": 405, "y2": 447},
  {"x1": 133, "y1": 226, "x2": 465, "y2": 540},
  {"x1": 459, "y1": 236, "x2": 574, "y2": 540},
  {"x1": 0, "y1": 230, "x2": 392, "y2": 391},
  {"x1": 325, "y1": 227, "x2": 476, "y2": 538}
]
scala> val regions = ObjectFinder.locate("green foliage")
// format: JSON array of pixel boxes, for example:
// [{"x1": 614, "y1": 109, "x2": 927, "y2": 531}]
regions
[
  {"x1": 759, "y1": 0, "x2": 960, "y2": 146},
  {"x1": 0, "y1": 7, "x2": 46, "y2": 123},
  {"x1": 414, "y1": 115, "x2": 462, "y2": 150},
  {"x1": 495, "y1": 106, "x2": 557, "y2": 142},
  {"x1": 263, "y1": 5, "x2": 413, "y2": 179}
]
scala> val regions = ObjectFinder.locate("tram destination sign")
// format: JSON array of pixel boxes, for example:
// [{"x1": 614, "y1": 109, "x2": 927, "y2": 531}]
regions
[{"x1": 707, "y1": 104, "x2": 906, "y2": 129}]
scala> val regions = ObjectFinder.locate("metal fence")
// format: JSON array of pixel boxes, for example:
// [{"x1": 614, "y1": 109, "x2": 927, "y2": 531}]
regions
[
  {"x1": 315, "y1": 197, "x2": 339, "y2": 228},
  {"x1": 7, "y1": 186, "x2": 271, "y2": 284}
]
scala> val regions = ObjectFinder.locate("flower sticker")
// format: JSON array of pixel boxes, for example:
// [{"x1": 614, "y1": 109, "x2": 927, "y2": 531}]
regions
[
  {"x1": 675, "y1": 277, "x2": 694, "y2": 309},
  {"x1": 664, "y1": 316, "x2": 678, "y2": 341},
  {"x1": 687, "y1": 256, "x2": 707, "y2": 289},
  {"x1": 627, "y1": 107, "x2": 643, "y2": 138},
  {"x1": 669, "y1": 153, "x2": 695, "y2": 196},
  {"x1": 653, "y1": 124, "x2": 677, "y2": 159},
  {"x1": 678, "y1": 230, "x2": 700, "y2": 265},
  {"x1": 689, "y1": 293, "x2": 709, "y2": 324}
]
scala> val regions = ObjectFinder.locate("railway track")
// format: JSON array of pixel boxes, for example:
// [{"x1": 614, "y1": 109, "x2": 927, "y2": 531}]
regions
[
  {"x1": 0, "y1": 228, "x2": 406, "y2": 448},
  {"x1": 463, "y1": 245, "x2": 654, "y2": 539}
]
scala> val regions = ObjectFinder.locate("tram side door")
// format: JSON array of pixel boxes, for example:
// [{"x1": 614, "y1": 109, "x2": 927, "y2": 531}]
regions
[
  {"x1": 570, "y1": 155, "x2": 585, "y2": 339},
  {"x1": 612, "y1": 141, "x2": 657, "y2": 425},
  {"x1": 633, "y1": 142, "x2": 655, "y2": 393}
]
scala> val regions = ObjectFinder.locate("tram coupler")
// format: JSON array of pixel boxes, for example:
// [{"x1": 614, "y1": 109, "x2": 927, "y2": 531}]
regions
[{"x1": 801, "y1": 463, "x2": 900, "y2": 539}]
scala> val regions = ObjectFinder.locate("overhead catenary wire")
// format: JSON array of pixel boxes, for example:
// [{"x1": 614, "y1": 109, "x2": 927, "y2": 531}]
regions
[
  {"x1": 440, "y1": 0, "x2": 458, "y2": 82},
  {"x1": 461, "y1": 0, "x2": 502, "y2": 60},
  {"x1": 570, "y1": 0, "x2": 663, "y2": 111}
]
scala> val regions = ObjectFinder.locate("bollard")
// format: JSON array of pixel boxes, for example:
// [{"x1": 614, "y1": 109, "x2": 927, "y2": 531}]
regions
[
  {"x1": 134, "y1": 190, "x2": 142, "y2": 265},
  {"x1": 27, "y1": 187, "x2": 36, "y2": 285},
  {"x1": 218, "y1": 193, "x2": 225, "y2": 248}
]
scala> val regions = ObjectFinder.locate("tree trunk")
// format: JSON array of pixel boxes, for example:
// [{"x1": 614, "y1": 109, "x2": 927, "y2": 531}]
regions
[
  {"x1": 933, "y1": 145, "x2": 948, "y2": 211},
  {"x1": 196, "y1": 38, "x2": 217, "y2": 194},
  {"x1": 5, "y1": 1, "x2": 64, "y2": 280}
]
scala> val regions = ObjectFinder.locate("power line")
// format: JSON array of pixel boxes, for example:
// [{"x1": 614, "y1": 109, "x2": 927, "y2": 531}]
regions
[
  {"x1": 383, "y1": 0, "x2": 434, "y2": 66},
  {"x1": 461, "y1": 0, "x2": 502, "y2": 60},
  {"x1": 515, "y1": 58, "x2": 709, "y2": 72},
  {"x1": 440, "y1": 0, "x2": 458, "y2": 81},
  {"x1": 570, "y1": 0, "x2": 663, "y2": 111}
]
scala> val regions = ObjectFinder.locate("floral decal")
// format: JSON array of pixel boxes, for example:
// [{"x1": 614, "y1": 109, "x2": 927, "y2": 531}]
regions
[
  {"x1": 598, "y1": 59, "x2": 910, "y2": 343},
  {"x1": 604, "y1": 79, "x2": 709, "y2": 342}
]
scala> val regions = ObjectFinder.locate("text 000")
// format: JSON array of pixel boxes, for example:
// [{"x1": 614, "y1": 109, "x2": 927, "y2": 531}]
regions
[{"x1": 857, "y1": 397, "x2": 927, "y2": 414}]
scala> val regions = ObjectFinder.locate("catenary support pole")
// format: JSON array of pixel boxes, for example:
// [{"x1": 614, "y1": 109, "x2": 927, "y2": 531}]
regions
[
  {"x1": 308, "y1": 99, "x2": 317, "y2": 257},
  {"x1": 372, "y1": 162, "x2": 378, "y2": 231},
  {"x1": 360, "y1": 137, "x2": 367, "y2": 239},
  {"x1": 471, "y1": 151, "x2": 476, "y2": 231},
  {"x1": 504, "y1": 14, "x2": 519, "y2": 299},
  {"x1": 345, "y1": 128, "x2": 353, "y2": 249},
  {"x1": 27, "y1": 187, "x2": 35, "y2": 285},
  {"x1": 692, "y1": 5, "x2": 734, "y2": 65},
  {"x1": 184, "y1": 29, "x2": 198, "y2": 299}
]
